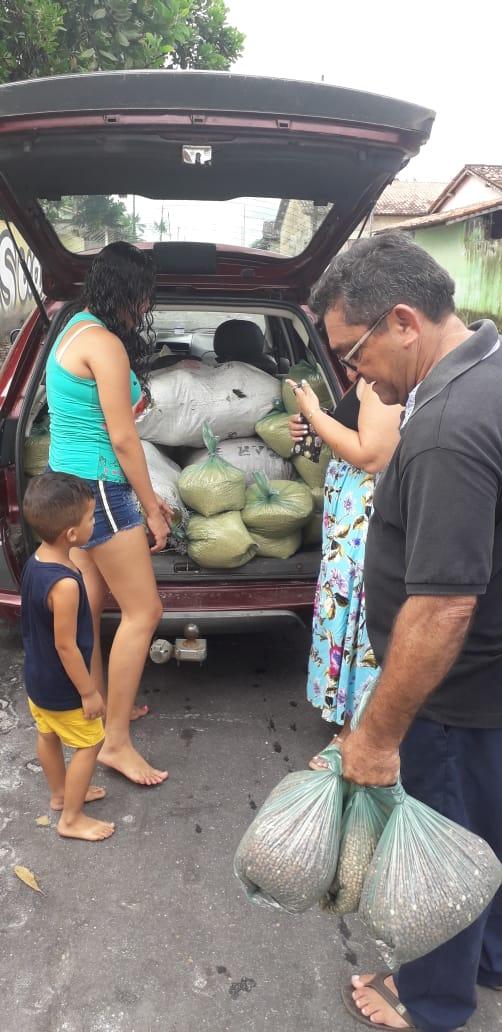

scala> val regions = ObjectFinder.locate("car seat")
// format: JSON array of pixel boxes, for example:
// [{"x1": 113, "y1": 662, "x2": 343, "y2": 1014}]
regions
[{"x1": 213, "y1": 320, "x2": 278, "y2": 375}]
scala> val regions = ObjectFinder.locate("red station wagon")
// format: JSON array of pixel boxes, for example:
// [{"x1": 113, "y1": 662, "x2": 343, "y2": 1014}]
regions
[{"x1": 0, "y1": 71, "x2": 434, "y2": 638}]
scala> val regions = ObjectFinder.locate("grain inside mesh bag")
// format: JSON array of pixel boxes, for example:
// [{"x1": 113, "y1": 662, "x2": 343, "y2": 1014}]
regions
[
  {"x1": 320, "y1": 783, "x2": 395, "y2": 916},
  {"x1": 186, "y1": 511, "x2": 258, "y2": 569},
  {"x1": 359, "y1": 780, "x2": 502, "y2": 967},
  {"x1": 255, "y1": 408, "x2": 294, "y2": 460},
  {"x1": 251, "y1": 528, "x2": 302, "y2": 559},
  {"x1": 234, "y1": 746, "x2": 343, "y2": 913},
  {"x1": 242, "y1": 472, "x2": 313, "y2": 539},
  {"x1": 178, "y1": 424, "x2": 246, "y2": 517},
  {"x1": 292, "y1": 444, "x2": 331, "y2": 490},
  {"x1": 282, "y1": 359, "x2": 332, "y2": 414}
]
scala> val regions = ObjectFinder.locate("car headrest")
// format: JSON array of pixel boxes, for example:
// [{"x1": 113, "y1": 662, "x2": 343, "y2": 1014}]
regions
[{"x1": 213, "y1": 320, "x2": 277, "y2": 374}]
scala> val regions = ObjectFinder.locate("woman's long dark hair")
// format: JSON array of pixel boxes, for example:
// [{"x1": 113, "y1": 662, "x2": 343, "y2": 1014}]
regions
[{"x1": 81, "y1": 241, "x2": 156, "y2": 391}]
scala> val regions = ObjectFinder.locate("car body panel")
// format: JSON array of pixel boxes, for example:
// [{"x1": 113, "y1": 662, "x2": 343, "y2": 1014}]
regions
[
  {"x1": 0, "y1": 71, "x2": 434, "y2": 298},
  {"x1": 0, "y1": 72, "x2": 434, "y2": 626}
]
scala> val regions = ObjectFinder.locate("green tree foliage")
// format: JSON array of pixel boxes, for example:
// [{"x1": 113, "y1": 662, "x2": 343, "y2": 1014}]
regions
[
  {"x1": 41, "y1": 194, "x2": 145, "y2": 246},
  {"x1": 0, "y1": 0, "x2": 244, "y2": 82}
]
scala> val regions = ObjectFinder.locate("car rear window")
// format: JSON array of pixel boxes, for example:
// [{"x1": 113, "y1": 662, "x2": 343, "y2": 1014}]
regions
[{"x1": 39, "y1": 195, "x2": 333, "y2": 258}]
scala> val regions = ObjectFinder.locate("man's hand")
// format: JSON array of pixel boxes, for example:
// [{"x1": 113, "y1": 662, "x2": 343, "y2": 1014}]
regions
[
  {"x1": 338, "y1": 727, "x2": 400, "y2": 787},
  {"x1": 82, "y1": 690, "x2": 106, "y2": 721}
]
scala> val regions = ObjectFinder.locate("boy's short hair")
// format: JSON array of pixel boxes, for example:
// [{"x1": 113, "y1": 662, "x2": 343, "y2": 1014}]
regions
[{"x1": 23, "y1": 473, "x2": 94, "y2": 544}]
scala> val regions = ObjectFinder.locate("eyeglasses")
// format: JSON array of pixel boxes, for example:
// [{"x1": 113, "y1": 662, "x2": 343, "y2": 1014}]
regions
[{"x1": 338, "y1": 307, "x2": 394, "y2": 372}]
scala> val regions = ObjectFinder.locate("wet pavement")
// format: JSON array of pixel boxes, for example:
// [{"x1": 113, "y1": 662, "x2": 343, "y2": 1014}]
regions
[{"x1": 0, "y1": 620, "x2": 501, "y2": 1032}]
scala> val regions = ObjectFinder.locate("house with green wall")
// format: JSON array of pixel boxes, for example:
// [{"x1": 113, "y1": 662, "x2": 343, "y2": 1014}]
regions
[{"x1": 381, "y1": 165, "x2": 502, "y2": 329}]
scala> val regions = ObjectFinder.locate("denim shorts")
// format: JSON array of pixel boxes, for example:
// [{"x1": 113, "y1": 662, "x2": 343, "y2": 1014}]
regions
[{"x1": 84, "y1": 479, "x2": 143, "y2": 549}]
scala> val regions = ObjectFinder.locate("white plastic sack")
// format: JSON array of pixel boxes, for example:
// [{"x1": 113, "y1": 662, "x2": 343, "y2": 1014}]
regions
[
  {"x1": 141, "y1": 440, "x2": 189, "y2": 530},
  {"x1": 183, "y1": 436, "x2": 294, "y2": 486},
  {"x1": 136, "y1": 362, "x2": 281, "y2": 447}
]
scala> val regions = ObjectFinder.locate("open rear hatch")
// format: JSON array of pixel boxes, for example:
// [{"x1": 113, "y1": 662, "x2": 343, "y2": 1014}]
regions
[
  {"x1": 4, "y1": 72, "x2": 434, "y2": 600},
  {"x1": 0, "y1": 70, "x2": 434, "y2": 301}
]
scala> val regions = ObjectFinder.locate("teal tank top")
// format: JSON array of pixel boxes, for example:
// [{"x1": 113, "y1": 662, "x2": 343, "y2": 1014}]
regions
[{"x1": 47, "y1": 312, "x2": 141, "y2": 484}]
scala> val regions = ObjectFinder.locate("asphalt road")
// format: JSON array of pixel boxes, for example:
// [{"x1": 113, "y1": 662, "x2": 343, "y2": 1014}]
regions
[{"x1": 0, "y1": 621, "x2": 501, "y2": 1032}]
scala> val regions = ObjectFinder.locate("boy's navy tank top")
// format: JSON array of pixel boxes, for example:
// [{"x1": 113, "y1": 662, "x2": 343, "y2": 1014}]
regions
[{"x1": 21, "y1": 555, "x2": 93, "y2": 710}]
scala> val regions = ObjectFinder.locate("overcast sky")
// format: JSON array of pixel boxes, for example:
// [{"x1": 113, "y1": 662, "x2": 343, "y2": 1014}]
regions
[{"x1": 225, "y1": 0, "x2": 501, "y2": 182}]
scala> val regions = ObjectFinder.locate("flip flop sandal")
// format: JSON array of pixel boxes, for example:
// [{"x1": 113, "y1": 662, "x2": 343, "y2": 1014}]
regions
[{"x1": 341, "y1": 972, "x2": 417, "y2": 1030}]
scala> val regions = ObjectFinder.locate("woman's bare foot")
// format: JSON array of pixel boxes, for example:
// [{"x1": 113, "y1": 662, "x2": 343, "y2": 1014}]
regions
[
  {"x1": 98, "y1": 742, "x2": 168, "y2": 786},
  {"x1": 309, "y1": 734, "x2": 341, "y2": 770},
  {"x1": 57, "y1": 814, "x2": 115, "y2": 841},
  {"x1": 51, "y1": 785, "x2": 106, "y2": 811},
  {"x1": 130, "y1": 703, "x2": 149, "y2": 721},
  {"x1": 351, "y1": 974, "x2": 410, "y2": 1029}
]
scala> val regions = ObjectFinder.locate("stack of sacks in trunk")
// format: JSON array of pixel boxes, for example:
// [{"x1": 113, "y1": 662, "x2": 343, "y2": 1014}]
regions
[
  {"x1": 135, "y1": 360, "x2": 281, "y2": 448},
  {"x1": 179, "y1": 424, "x2": 257, "y2": 568},
  {"x1": 241, "y1": 472, "x2": 313, "y2": 559},
  {"x1": 182, "y1": 436, "x2": 293, "y2": 486}
]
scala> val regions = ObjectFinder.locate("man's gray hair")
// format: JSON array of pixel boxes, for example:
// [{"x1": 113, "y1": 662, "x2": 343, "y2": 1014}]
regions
[{"x1": 310, "y1": 231, "x2": 455, "y2": 326}]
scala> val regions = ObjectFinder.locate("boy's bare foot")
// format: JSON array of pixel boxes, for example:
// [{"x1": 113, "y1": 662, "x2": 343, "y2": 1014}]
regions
[
  {"x1": 57, "y1": 814, "x2": 115, "y2": 841},
  {"x1": 98, "y1": 742, "x2": 168, "y2": 786},
  {"x1": 51, "y1": 785, "x2": 106, "y2": 811},
  {"x1": 130, "y1": 703, "x2": 149, "y2": 721}
]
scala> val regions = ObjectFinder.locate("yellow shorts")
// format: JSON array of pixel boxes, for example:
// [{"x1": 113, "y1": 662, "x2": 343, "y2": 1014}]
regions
[{"x1": 28, "y1": 699, "x2": 105, "y2": 750}]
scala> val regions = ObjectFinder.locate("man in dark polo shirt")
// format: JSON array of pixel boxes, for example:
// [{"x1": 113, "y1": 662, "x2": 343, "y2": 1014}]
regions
[{"x1": 309, "y1": 231, "x2": 502, "y2": 1032}]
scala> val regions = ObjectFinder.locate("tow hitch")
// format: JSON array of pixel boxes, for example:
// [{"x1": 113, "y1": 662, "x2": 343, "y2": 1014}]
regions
[{"x1": 150, "y1": 623, "x2": 207, "y2": 667}]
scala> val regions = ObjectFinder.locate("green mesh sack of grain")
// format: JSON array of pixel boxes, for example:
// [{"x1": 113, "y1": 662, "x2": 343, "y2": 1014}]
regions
[
  {"x1": 311, "y1": 485, "x2": 324, "y2": 511},
  {"x1": 251, "y1": 528, "x2": 302, "y2": 559},
  {"x1": 234, "y1": 745, "x2": 343, "y2": 913},
  {"x1": 303, "y1": 509, "x2": 323, "y2": 546},
  {"x1": 242, "y1": 472, "x2": 313, "y2": 538},
  {"x1": 320, "y1": 784, "x2": 394, "y2": 916},
  {"x1": 293, "y1": 444, "x2": 331, "y2": 489},
  {"x1": 24, "y1": 430, "x2": 50, "y2": 477},
  {"x1": 178, "y1": 423, "x2": 246, "y2": 518},
  {"x1": 359, "y1": 781, "x2": 502, "y2": 968},
  {"x1": 282, "y1": 359, "x2": 332, "y2": 414},
  {"x1": 186, "y1": 511, "x2": 258, "y2": 568},
  {"x1": 303, "y1": 484, "x2": 324, "y2": 544},
  {"x1": 255, "y1": 408, "x2": 294, "y2": 459}
]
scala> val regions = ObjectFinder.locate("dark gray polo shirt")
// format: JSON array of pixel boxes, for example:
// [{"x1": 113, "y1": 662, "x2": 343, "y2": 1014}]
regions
[{"x1": 365, "y1": 320, "x2": 502, "y2": 728}]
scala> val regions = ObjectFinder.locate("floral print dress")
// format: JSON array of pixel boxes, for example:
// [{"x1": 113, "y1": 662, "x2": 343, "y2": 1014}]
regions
[{"x1": 306, "y1": 455, "x2": 379, "y2": 724}]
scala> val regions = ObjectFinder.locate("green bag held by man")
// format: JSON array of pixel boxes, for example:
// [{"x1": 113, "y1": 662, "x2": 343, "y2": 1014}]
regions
[
  {"x1": 178, "y1": 423, "x2": 246, "y2": 517},
  {"x1": 234, "y1": 746, "x2": 344, "y2": 913},
  {"x1": 359, "y1": 781, "x2": 502, "y2": 968},
  {"x1": 320, "y1": 783, "x2": 394, "y2": 916}
]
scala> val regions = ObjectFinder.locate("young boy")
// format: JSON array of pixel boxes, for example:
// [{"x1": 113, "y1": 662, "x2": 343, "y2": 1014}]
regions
[{"x1": 21, "y1": 472, "x2": 115, "y2": 841}]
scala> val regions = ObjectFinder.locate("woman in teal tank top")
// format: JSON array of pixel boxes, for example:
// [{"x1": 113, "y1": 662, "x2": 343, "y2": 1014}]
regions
[{"x1": 45, "y1": 242, "x2": 171, "y2": 787}]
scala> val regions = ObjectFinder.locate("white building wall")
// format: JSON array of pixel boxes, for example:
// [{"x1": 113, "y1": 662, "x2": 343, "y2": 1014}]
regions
[{"x1": 437, "y1": 175, "x2": 501, "y2": 212}]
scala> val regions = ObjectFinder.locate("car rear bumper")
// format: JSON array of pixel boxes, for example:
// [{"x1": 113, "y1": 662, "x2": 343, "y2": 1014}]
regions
[{"x1": 0, "y1": 581, "x2": 315, "y2": 633}]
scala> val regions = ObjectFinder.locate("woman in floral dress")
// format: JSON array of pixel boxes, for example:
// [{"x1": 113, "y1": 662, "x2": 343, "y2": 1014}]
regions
[{"x1": 288, "y1": 372, "x2": 401, "y2": 768}]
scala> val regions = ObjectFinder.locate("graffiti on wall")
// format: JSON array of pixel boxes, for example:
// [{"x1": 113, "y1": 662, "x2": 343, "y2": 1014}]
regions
[{"x1": 0, "y1": 225, "x2": 42, "y2": 343}]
